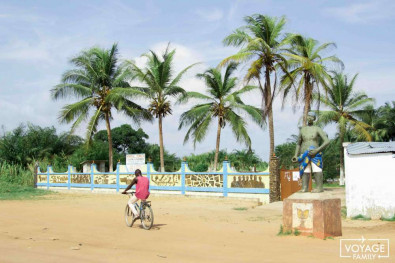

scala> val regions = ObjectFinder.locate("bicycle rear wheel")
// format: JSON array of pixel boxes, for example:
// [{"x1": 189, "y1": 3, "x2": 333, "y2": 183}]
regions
[
  {"x1": 141, "y1": 204, "x2": 154, "y2": 230},
  {"x1": 125, "y1": 205, "x2": 135, "y2": 227}
]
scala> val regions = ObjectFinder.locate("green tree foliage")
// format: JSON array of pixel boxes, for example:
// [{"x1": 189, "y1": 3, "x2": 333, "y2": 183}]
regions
[
  {"x1": 93, "y1": 125, "x2": 180, "y2": 172},
  {"x1": 228, "y1": 150, "x2": 266, "y2": 172},
  {"x1": 187, "y1": 150, "x2": 226, "y2": 172},
  {"x1": 222, "y1": 14, "x2": 290, "y2": 157},
  {"x1": 282, "y1": 35, "x2": 343, "y2": 125},
  {"x1": 0, "y1": 124, "x2": 82, "y2": 167},
  {"x1": 144, "y1": 144, "x2": 181, "y2": 172},
  {"x1": 179, "y1": 62, "x2": 263, "y2": 170},
  {"x1": 359, "y1": 102, "x2": 395, "y2": 142},
  {"x1": 317, "y1": 72, "x2": 374, "y2": 182},
  {"x1": 186, "y1": 150, "x2": 267, "y2": 172},
  {"x1": 68, "y1": 141, "x2": 122, "y2": 171},
  {"x1": 378, "y1": 101, "x2": 395, "y2": 141},
  {"x1": 275, "y1": 142, "x2": 297, "y2": 169},
  {"x1": 127, "y1": 44, "x2": 197, "y2": 171},
  {"x1": 51, "y1": 43, "x2": 151, "y2": 172},
  {"x1": 275, "y1": 139, "x2": 340, "y2": 182},
  {"x1": 321, "y1": 139, "x2": 340, "y2": 182},
  {"x1": 94, "y1": 124, "x2": 149, "y2": 154}
]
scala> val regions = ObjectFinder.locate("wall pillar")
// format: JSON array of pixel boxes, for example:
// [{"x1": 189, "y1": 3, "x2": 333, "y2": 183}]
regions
[
  {"x1": 147, "y1": 160, "x2": 151, "y2": 182},
  {"x1": 116, "y1": 161, "x2": 120, "y2": 192},
  {"x1": 181, "y1": 160, "x2": 186, "y2": 195},
  {"x1": 223, "y1": 160, "x2": 228, "y2": 197},
  {"x1": 269, "y1": 155, "x2": 281, "y2": 202},
  {"x1": 67, "y1": 165, "x2": 71, "y2": 190},
  {"x1": 90, "y1": 163, "x2": 94, "y2": 191},
  {"x1": 34, "y1": 162, "x2": 38, "y2": 188},
  {"x1": 46, "y1": 165, "x2": 51, "y2": 190}
]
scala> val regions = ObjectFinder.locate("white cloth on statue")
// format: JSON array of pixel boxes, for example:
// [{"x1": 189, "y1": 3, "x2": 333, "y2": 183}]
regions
[{"x1": 304, "y1": 162, "x2": 322, "y2": 173}]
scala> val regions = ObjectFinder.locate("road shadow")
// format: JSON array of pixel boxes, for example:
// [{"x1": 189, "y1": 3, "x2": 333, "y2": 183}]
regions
[{"x1": 137, "y1": 223, "x2": 167, "y2": 230}]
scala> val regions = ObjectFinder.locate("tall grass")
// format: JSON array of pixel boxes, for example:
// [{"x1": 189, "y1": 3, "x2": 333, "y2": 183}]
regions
[
  {"x1": 0, "y1": 161, "x2": 34, "y2": 186},
  {"x1": 0, "y1": 161, "x2": 51, "y2": 199}
]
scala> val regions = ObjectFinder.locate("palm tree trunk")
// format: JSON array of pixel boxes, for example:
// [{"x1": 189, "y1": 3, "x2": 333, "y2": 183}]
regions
[
  {"x1": 265, "y1": 70, "x2": 275, "y2": 158},
  {"x1": 158, "y1": 115, "x2": 165, "y2": 172},
  {"x1": 339, "y1": 123, "x2": 345, "y2": 185},
  {"x1": 105, "y1": 112, "x2": 113, "y2": 172},
  {"x1": 268, "y1": 107, "x2": 275, "y2": 158},
  {"x1": 213, "y1": 117, "x2": 222, "y2": 171},
  {"x1": 303, "y1": 73, "x2": 311, "y2": 126}
]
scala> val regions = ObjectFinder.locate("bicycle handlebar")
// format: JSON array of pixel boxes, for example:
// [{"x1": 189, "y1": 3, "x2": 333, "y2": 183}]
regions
[{"x1": 122, "y1": 191, "x2": 135, "y2": 195}]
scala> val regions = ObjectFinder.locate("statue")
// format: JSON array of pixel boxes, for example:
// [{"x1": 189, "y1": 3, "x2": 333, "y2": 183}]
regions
[{"x1": 292, "y1": 112, "x2": 330, "y2": 193}]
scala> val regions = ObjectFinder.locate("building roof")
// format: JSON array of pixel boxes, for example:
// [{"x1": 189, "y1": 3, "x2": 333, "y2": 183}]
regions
[{"x1": 347, "y1": 142, "x2": 395, "y2": 155}]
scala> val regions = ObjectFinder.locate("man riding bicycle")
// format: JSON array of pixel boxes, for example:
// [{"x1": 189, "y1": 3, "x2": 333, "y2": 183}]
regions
[{"x1": 122, "y1": 169, "x2": 150, "y2": 218}]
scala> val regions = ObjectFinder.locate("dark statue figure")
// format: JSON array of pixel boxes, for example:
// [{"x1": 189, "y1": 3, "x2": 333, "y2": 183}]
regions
[{"x1": 292, "y1": 112, "x2": 330, "y2": 193}]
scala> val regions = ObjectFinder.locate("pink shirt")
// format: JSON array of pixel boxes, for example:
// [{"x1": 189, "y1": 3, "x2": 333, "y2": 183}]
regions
[{"x1": 135, "y1": 176, "x2": 150, "y2": 200}]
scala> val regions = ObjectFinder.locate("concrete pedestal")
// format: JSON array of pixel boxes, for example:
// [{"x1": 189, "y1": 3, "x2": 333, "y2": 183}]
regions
[{"x1": 283, "y1": 192, "x2": 342, "y2": 239}]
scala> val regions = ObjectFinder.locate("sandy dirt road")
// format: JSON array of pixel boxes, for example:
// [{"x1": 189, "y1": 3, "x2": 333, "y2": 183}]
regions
[{"x1": 1, "y1": 191, "x2": 394, "y2": 263}]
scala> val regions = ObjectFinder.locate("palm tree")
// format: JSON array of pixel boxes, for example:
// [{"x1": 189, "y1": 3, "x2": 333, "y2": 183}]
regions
[
  {"x1": 128, "y1": 45, "x2": 197, "y2": 172},
  {"x1": 377, "y1": 102, "x2": 395, "y2": 141},
  {"x1": 51, "y1": 43, "x2": 150, "y2": 172},
  {"x1": 282, "y1": 35, "x2": 343, "y2": 125},
  {"x1": 221, "y1": 14, "x2": 290, "y2": 158},
  {"x1": 316, "y1": 72, "x2": 374, "y2": 185},
  {"x1": 229, "y1": 149, "x2": 262, "y2": 172},
  {"x1": 178, "y1": 63, "x2": 264, "y2": 170},
  {"x1": 356, "y1": 105, "x2": 388, "y2": 142}
]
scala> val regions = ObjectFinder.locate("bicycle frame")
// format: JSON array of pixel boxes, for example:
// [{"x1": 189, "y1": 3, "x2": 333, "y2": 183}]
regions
[
  {"x1": 125, "y1": 192, "x2": 151, "y2": 215},
  {"x1": 123, "y1": 191, "x2": 153, "y2": 230}
]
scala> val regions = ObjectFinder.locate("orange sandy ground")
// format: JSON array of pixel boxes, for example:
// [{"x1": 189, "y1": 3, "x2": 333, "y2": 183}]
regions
[{"x1": 1, "y1": 191, "x2": 394, "y2": 263}]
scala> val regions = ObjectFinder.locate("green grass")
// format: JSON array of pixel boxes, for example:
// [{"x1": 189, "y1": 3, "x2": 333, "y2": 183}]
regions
[
  {"x1": 233, "y1": 207, "x2": 248, "y2": 211},
  {"x1": 381, "y1": 215, "x2": 395, "y2": 221},
  {"x1": 0, "y1": 161, "x2": 34, "y2": 185},
  {"x1": 277, "y1": 225, "x2": 298, "y2": 236},
  {"x1": 0, "y1": 182, "x2": 51, "y2": 200},
  {"x1": 351, "y1": 214, "x2": 371, "y2": 221},
  {"x1": 0, "y1": 162, "x2": 52, "y2": 200}
]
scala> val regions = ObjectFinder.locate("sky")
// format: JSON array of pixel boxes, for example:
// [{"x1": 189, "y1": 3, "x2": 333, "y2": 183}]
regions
[{"x1": 1, "y1": 0, "x2": 394, "y2": 162}]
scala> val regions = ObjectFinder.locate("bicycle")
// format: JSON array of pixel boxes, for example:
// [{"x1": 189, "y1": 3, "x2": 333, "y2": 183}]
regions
[{"x1": 123, "y1": 191, "x2": 154, "y2": 230}]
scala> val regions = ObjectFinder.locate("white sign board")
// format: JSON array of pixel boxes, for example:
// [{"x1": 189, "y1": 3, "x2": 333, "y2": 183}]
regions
[
  {"x1": 292, "y1": 171, "x2": 300, "y2": 181},
  {"x1": 126, "y1": 154, "x2": 145, "y2": 172}
]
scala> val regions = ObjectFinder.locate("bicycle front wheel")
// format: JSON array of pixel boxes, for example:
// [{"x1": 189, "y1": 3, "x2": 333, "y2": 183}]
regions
[
  {"x1": 141, "y1": 205, "x2": 154, "y2": 230},
  {"x1": 125, "y1": 205, "x2": 135, "y2": 227}
]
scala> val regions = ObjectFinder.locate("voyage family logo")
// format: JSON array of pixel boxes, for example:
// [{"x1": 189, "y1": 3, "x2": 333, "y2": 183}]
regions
[{"x1": 340, "y1": 236, "x2": 390, "y2": 260}]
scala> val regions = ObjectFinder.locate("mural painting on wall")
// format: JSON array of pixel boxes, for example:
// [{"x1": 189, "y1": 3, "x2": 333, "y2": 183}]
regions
[
  {"x1": 185, "y1": 174, "x2": 223, "y2": 188},
  {"x1": 120, "y1": 175, "x2": 134, "y2": 185},
  {"x1": 94, "y1": 175, "x2": 116, "y2": 184},
  {"x1": 38, "y1": 175, "x2": 47, "y2": 183},
  {"x1": 151, "y1": 174, "x2": 181, "y2": 186},
  {"x1": 50, "y1": 175, "x2": 68, "y2": 184},
  {"x1": 71, "y1": 174, "x2": 90, "y2": 184},
  {"x1": 230, "y1": 175, "x2": 265, "y2": 188}
]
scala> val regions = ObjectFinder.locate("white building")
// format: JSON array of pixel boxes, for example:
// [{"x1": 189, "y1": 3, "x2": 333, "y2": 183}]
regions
[
  {"x1": 344, "y1": 142, "x2": 395, "y2": 219},
  {"x1": 81, "y1": 160, "x2": 107, "y2": 173}
]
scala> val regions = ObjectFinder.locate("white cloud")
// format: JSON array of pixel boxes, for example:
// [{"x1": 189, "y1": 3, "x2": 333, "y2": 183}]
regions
[
  {"x1": 195, "y1": 9, "x2": 224, "y2": 22},
  {"x1": 325, "y1": 1, "x2": 395, "y2": 24}
]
